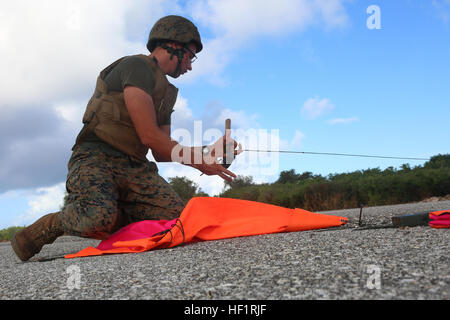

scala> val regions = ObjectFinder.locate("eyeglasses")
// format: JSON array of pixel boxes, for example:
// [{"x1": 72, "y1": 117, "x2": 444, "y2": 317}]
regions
[{"x1": 184, "y1": 47, "x2": 198, "y2": 64}]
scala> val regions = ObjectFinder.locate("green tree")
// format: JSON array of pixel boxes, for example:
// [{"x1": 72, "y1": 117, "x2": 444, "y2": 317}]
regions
[
  {"x1": 168, "y1": 176, "x2": 209, "y2": 204},
  {"x1": 185, "y1": 154, "x2": 450, "y2": 211},
  {"x1": 424, "y1": 154, "x2": 450, "y2": 169},
  {"x1": 0, "y1": 226, "x2": 24, "y2": 241},
  {"x1": 224, "y1": 175, "x2": 254, "y2": 189},
  {"x1": 277, "y1": 169, "x2": 299, "y2": 184}
]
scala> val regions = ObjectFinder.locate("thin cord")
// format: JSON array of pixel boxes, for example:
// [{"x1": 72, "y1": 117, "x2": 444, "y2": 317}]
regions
[{"x1": 242, "y1": 149, "x2": 430, "y2": 161}]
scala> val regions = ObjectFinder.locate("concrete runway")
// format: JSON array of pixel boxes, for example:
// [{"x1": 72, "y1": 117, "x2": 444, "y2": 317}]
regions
[{"x1": 1, "y1": 200, "x2": 448, "y2": 300}]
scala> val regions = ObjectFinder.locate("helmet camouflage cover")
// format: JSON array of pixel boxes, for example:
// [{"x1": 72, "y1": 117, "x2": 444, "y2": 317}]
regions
[{"x1": 147, "y1": 15, "x2": 203, "y2": 53}]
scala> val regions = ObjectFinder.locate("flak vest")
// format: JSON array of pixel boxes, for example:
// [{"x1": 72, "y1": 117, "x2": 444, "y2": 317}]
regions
[{"x1": 73, "y1": 55, "x2": 178, "y2": 162}]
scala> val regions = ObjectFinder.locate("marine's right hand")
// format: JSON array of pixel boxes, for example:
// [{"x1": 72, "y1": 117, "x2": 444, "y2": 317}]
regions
[{"x1": 194, "y1": 162, "x2": 237, "y2": 182}]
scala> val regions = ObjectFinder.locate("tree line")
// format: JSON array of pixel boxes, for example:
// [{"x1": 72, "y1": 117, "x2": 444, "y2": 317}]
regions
[
  {"x1": 2, "y1": 154, "x2": 447, "y2": 240},
  {"x1": 169, "y1": 154, "x2": 450, "y2": 211}
]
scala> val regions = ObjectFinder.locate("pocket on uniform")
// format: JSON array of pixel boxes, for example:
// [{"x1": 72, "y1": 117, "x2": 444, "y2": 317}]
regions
[{"x1": 66, "y1": 150, "x2": 98, "y2": 193}]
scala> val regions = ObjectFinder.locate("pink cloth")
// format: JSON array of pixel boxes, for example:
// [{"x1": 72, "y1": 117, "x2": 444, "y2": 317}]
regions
[
  {"x1": 96, "y1": 219, "x2": 178, "y2": 250},
  {"x1": 429, "y1": 212, "x2": 450, "y2": 228},
  {"x1": 430, "y1": 213, "x2": 450, "y2": 221}
]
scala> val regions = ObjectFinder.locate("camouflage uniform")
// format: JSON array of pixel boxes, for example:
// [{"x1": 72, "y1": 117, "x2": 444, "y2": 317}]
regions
[
  {"x1": 10, "y1": 15, "x2": 203, "y2": 262},
  {"x1": 59, "y1": 141, "x2": 185, "y2": 240},
  {"x1": 60, "y1": 15, "x2": 202, "y2": 240}
]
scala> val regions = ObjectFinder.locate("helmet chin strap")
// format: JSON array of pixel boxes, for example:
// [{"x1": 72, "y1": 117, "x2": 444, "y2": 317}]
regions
[{"x1": 159, "y1": 42, "x2": 186, "y2": 77}]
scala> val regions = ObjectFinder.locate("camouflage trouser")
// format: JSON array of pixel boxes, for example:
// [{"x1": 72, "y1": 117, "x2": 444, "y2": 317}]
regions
[{"x1": 59, "y1": 141, "x2": 185, "y2": 240}]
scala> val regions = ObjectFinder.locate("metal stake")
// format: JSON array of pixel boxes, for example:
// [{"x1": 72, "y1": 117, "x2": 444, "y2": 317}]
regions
[{"x1": 358, "y1": 204, "x2": 364, "y2": 226}]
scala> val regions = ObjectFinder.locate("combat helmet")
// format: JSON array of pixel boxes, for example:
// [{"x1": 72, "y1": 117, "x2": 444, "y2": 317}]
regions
[{"x1": 147, "y1": 15, "x2": 203, "y2": 53}]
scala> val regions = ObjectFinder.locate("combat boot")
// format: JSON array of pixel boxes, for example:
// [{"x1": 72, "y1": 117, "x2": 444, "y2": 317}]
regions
[{"x1": 11, "y1": 212, "x2": 64, "y2": 261}]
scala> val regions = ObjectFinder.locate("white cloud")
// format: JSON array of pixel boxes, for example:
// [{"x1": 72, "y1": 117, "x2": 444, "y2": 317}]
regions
[
  {"x1": 161, "y1": 97, "x2": 282, "y2": 195},
  {"x1": 54, "y1": 100, "x2": 86, "y2": 125},
  {"x1": 14, "y1": 183, "x2": 66, "y2": 226},
  {"x1": 291, "y1": 130, "x2": 306, "y2": 148},
  {"x1": 1, "y1": 0, "x2": 350, "y2": 109},
  {"x1": 314, "y1": 0, "x2": 349, "y2": 30},
  {"x1": 170, "y1": 95, "x2": 194, "y2": 134},
  {"x1": 170, "y1": 97, "x2": 262, "y2": 146},
  {"x1": 301, "y1": 96, "x2": 335, "y2": 119},
  {"x1": 190, "y1": 0, "x2": 348, "y2": 41},
  {"x1": 1, "y1": 0, "x2": 350, "y2": 115},
  {"x1": 173, "y1": 37, "x2": 233, "y2": 86},
  {"x1": 205, "y1": 107, "x2": 261, "y2": 134},
  {"x1": 0, "y1": 0, "x2": 172, "y2": 109},
  {"x1": 184, "y1": 0, "x2": 349, "y2": 83},
  {"x1": 327, "y1": 117, "x2": 359, "y2": 125},
  {"x1": 0, "y1": 0, "x2": 171, "y2": 193},
  {"x1": 432, "y1": 0, "x2": 450, "y2": 23}
]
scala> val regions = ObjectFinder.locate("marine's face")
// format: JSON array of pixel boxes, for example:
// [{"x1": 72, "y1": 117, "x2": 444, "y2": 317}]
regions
[
  {"x1": 169, "y1": 43, "x2": 197, "y2": 78},
  {"x1": 182, "y1": 43, "x2": 197, "y2": 74}
]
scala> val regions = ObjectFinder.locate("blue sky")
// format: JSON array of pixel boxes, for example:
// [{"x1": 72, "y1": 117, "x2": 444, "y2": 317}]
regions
[{"x1": 1, "y1": 0, "x2": 449, "y2": 229}]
